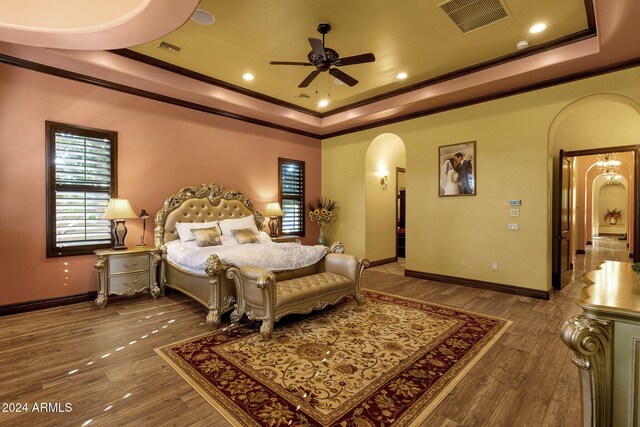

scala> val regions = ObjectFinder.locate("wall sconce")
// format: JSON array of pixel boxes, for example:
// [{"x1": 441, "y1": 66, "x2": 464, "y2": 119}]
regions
[{"x1": 376, "y1": 170, "x2": 389, "y2": 191}]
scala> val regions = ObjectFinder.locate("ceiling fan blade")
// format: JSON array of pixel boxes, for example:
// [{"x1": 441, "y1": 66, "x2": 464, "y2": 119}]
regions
[
  {"x1": 308, "y1": 37, "x2": 326, "y2": 59},
  {"x1": 334, "y1": 52, "x2": 376, "y2": 66},
  {"x1": 329, "y1": 68, "x2": 359, "y2": 87},
  {"x1": 269, "y1": 61, "x2": 313, "y2": 66},
  {"x1": 298, "y1": 70, "x2": 321, "y2": 88}
]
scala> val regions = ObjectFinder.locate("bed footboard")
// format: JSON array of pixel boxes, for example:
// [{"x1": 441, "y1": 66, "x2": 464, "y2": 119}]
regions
[{"x1": 162, "y1": 254, "x2": 236, "y2": 329}]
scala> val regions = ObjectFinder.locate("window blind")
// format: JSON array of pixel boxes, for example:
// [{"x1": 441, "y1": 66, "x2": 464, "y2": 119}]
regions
[
  {"x1": 279, "y1": 159, "x2": 305, "y2": 236},
  {"x1": 54, "y1": 134, "x2": 112, "y2": 248}
]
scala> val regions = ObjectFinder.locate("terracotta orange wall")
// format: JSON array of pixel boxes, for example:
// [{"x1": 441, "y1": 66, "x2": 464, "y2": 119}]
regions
[{"x1": 0, "y1": 64, "x2": 320, "y2": 306}]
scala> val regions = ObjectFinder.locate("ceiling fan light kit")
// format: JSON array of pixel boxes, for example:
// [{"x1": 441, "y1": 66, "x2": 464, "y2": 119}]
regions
[{"x1": 269, "y1": 22, "x2": 376, "y2": 88}]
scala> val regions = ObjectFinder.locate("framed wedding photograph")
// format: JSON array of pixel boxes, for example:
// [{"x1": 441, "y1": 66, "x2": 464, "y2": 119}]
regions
[{"x1": 439, "y1": 141, "x2": 476, "y2": 197}]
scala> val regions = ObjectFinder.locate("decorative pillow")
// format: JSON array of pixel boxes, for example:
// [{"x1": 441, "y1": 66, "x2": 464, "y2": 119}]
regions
[
  {"x1": 232, "y1": 228, "x2": 260, "y2": 244},
  {"x1": 175, "y1": 221, "x2": 219, "y2": 242},
  {"x1": 219, "y1": 215, "x2": 259, "y2": 236},
  {"x1": 191, "y1": 227, "x2": 223, "y2": 247}
]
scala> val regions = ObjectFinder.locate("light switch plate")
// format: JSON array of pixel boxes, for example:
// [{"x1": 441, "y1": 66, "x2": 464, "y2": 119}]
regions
[{"x1": 510, "y1": 209, "x2": 520, "y2": 217}]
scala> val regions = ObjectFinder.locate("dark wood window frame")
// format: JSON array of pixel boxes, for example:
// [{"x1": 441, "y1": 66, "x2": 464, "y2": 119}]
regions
[
  {"x1": 45, "y1": 121, "x2": 118, "y2": 257},
  {"x1": 278, "y1": 158, "x2": 306, "y2": 237}
]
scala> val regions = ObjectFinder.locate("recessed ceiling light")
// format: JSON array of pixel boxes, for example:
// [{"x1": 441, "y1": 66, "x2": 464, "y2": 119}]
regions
[
  {"x1": 243, "y1": 73, "x2": 254, "y2": 81},
  {"x1": 191, "y1": 9, "x2": 215, "y2": 25},
  {"x1": 516, "y1": 40, "x2": 529, "y2": 50},
  {"x1": 397, "y1": 72, "x2": 408, "y2": 80},
  {"x1": 529, "y1": 23, "x2": 546, "y2": 34},
  {"x1": 318, "y1": 99, "x2": 329, "y2": 108}
]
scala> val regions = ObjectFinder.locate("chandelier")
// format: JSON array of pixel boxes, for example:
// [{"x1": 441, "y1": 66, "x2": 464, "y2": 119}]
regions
[{"x1": 597, "y1": 153, "x2": 622, "y2": 184}]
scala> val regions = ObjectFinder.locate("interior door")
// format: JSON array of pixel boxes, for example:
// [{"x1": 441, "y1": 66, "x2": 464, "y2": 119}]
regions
[
  {"x1": 553, "y1": 151, "x2": 572, "y2": 289},
  {"x1": 396, "y1": 168, "x2": 406, "y2": 259}
]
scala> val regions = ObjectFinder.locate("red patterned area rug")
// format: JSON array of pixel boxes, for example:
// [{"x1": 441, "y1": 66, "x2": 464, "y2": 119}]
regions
[{"x1": 156, "y1": 290, "x2": 511, "y2": 426}]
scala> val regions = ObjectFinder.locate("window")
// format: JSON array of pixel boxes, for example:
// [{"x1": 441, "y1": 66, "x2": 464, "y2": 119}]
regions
[
  {"x1": 46, "y1": 121, "x2": 117, "y2": 257},
  {"x1": 278, "y1": 158, "x2": 305, "y2": 236}
]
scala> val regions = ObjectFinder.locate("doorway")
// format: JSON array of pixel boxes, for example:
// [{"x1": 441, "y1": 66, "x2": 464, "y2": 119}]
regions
[
  {"x1": 552, "y1": 145, "x2": 639, "y2": 289},
  {"x1": 364, "y1": 133, "x2": 406, "y2": 265},
  {"x1": 396, "y1": 167, "x2": 406, "y2": 261}
]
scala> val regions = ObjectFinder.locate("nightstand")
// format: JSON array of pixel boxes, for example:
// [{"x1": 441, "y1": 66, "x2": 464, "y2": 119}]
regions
[
  {"x1": 272, "y1": 235, "x2": 301, "y2": 244},
  {"x1": 94, "y1": 246, "x2": 161, "y2": 307}
]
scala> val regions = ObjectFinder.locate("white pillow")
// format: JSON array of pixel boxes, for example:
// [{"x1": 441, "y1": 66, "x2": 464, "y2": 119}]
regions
[
  {"x1": 220, "y1": 235, "x2": 239, "y2": 246},
  {"x1": 257, "y1": 231, "x2": 272, "y2": 243},
  {"x1": 175, "y1": 221, "x2": 219, "y2": 243},
  {"x1": 219, "y1": 216, "x2": 260, "y2": 236}
]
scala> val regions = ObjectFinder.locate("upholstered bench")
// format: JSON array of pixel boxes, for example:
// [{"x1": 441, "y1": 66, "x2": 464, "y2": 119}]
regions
[{"x1": 227, "y1": 253, "x2": 369, "y2": 341}]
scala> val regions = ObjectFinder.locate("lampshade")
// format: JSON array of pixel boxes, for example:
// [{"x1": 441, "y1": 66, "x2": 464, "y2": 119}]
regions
[
  {"x1": 104, "y1": 198, "x2": 138, "y2": 220},
  {"x1": 265, "y1": 202, "x2": 283, "y2": 217}
]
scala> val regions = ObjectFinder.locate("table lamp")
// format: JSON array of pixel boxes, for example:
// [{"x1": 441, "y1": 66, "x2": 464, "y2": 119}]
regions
[
  {"x1": 104, "y1": 198, "x2": 138, "y2": 250},
  {"x1": 138, "y1": 209, "x2": 150, "y2": 246},
  {"x1": 264, "y1": 202, "x2": 283, "y2": 237}
]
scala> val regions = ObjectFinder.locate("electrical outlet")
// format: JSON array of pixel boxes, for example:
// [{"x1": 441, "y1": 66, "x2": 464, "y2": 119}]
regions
[
  {"x1": 507, "y1": 223, "x2": 519, "y2": 231},
  {"x1": 461, "y1": 259, "x2": 468, "y2": 267},
  {"x1": 492, "y1": 261, "x2": 498, "y2": 271}
]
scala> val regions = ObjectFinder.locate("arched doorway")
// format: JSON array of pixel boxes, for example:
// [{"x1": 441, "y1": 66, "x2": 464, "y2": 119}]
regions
[
  {"x1": 550, "y1": 94, "x2": 640, "y2": 288},
  {"x1": 364, "y1": 133, "x2": 406, "y2": 266}
]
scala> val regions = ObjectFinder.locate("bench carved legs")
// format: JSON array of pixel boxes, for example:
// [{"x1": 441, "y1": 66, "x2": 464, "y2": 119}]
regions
[
  {"x1": 354, "y1": 258, "x2": 369, "y2": 306},
  {"x1": 260, "y1": 320, "x2": 274, "y2": 341}
]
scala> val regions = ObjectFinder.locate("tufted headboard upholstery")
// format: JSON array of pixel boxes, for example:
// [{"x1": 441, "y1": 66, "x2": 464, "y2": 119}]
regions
[{"x1": 154, "y1": 183, "x2": 264, "y2": 250}]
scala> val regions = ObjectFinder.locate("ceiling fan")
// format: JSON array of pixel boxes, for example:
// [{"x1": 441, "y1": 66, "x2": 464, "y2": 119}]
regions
[{"x1": 269, "y1": 22, "x2": 375, "y2": 88}]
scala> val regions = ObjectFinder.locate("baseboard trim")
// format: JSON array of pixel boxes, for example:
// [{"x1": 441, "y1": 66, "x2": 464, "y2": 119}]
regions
[
  {"x1": 576, "y1": 249, "x2": 586, "y2": 254},
  {"x1": 404, "y1": 269, "x2": 550, "y2": 300},
  {"x1": 367, "y1": 257, "x2": 398, "y2": 268},
  {"x1": 0, "y1": 292, "x2": 97, "y2": 316}
]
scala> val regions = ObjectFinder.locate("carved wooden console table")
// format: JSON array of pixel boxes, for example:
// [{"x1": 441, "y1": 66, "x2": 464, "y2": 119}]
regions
[{"x1": 561, "y1": 261, "x2": 640, "y2": 426}]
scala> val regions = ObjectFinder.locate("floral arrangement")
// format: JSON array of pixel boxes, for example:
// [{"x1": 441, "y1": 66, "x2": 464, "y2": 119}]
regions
[
  {"x1": 308, "y1": 197, "x2": 337, "y2": 224},
  {"x1": 604, "y1": 208, "x2": 622, "y2": 222}
]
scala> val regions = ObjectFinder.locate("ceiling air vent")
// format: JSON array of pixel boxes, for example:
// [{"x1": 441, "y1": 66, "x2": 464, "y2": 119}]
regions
[
  {"x1": 438, "y1": 0, "x2": 510, "y2": 34},
  {"x1": 156, "y1": 41, "x2": 181, "y2": 55}
]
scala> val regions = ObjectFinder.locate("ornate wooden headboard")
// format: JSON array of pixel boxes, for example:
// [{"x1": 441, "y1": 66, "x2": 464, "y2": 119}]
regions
[{"x1": 154, "y1": 183, "x2": 264, "y2": 250}]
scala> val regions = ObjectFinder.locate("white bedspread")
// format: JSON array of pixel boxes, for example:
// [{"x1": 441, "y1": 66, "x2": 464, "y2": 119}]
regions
[{"x1": 166, "y1": 239, "x2": 328, "y2": 273}]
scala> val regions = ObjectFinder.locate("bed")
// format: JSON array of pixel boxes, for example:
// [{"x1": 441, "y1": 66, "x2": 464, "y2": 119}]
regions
[{"x1": 154, "y1": 183, "x2": 341, "y2": 329}]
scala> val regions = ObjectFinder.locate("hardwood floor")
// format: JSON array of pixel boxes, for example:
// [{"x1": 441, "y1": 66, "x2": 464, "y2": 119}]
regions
[{"x1": 0, "y1": 237, "x2": 629, "y2": 426}]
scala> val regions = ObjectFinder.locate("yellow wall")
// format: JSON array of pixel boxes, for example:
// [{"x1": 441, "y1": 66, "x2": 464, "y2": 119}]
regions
[
  {"x1": 597, "y1": 180, "x2": 627, "y2": 234},
  {"x1": 322, "y1": 66, "x2": 640, "y2": 292},
  {"x1": 321, "y1": 136, "x2": 366, "y2": 256}
]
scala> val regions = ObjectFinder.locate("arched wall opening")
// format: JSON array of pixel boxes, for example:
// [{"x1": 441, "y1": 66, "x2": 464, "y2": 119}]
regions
[
  {"x1": 550, "y1": 93, "x2": 640, "y2": 276},
  {"x1": 364, "y1": 133, "x2": 406, "y2": 263},
  {"x1": 584, "y1": 159, "x2": 633, "y2": 249},
  {"x1": 592, "y1": 176, "x2": 629, "y2": 237}
]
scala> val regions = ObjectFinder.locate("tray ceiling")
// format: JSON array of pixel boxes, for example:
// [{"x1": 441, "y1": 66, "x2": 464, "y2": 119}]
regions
[{"x1": 127, "y1": 0, "x2": 591, "y2": 114}]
